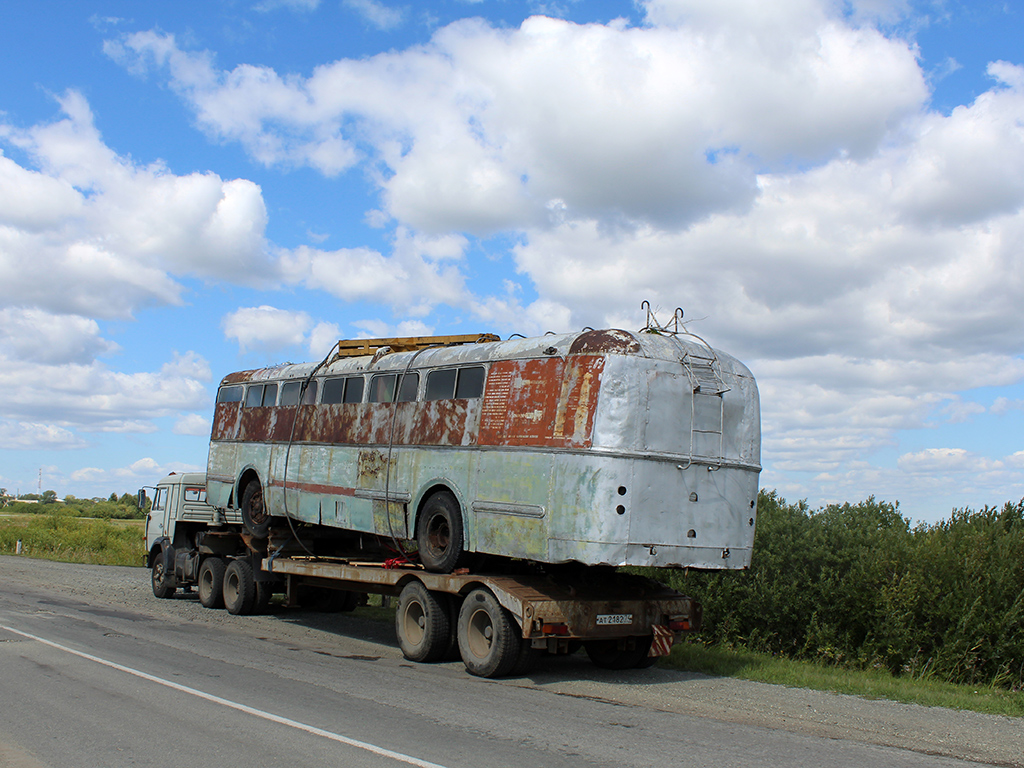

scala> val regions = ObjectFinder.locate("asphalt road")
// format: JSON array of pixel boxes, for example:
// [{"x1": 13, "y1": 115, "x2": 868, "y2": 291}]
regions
[{"x1": 0, "y1": 556, "x2": 1019, "y2": 768}]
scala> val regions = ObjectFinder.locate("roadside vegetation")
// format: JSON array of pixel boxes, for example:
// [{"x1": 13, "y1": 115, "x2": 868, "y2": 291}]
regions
[
  {"x1": 0, "y1": 508, "x2": 144, "y2": 566},
  {"x1": 642, "y1": 489, "x2": 1024, "y2": 712}
]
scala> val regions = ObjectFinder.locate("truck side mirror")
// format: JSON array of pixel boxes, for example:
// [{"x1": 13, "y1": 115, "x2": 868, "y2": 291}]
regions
[{"x1": 138, "y1": 489, "x2": 147, "y2": 510}]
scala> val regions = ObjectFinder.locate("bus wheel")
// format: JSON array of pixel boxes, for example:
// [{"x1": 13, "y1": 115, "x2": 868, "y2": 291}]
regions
[
  {"x1": 396, "y1": 581, "x2": 452, "y2": 663},
  {"x1": 224, "y1": 559, "x2": 257, "y2": 615},
  {"x1": 457, "y1": 588, "x2": 519, "y2": 678},
  {"x1": 584, "y1": 636, "x2": 652, "y2": 670},
  {"x1": 241, "y1": 481, "x2": 270, "y2": 538},
  {"x1": 198, "y1": 557, "x2": 227, "y2": 609},
  {"x1": 151, "y1": 558, "x2": 175, "y2": 599},
  {"x1": 416, "y1": 490, "x2": 464, "y2": 573}
]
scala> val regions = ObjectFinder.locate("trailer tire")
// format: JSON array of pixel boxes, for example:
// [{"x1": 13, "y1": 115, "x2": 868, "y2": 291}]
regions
[
  {"x1": 240, "y1": 481, "x2": 270, "y2": 539},
  {"x1": 416, "y1": 490, "x2": 464, "y2": 573},
  {"x1": 458, "y1": 588, "x2": 519, "y2": 678},
  {"x1": 254, "y1": 579, "x2": 273, "y2": 614},
  {"x1": 396, "y1": 581, "x2": 452, "y2": 663},
  {"x1": 224, "y1": 559, "x2": 257, "y2": 615},
  {"x1": 584, "y1": 636, "x2": 652, "y2": 670},
  {"x1": 508, "y1": 638, "x2": 541, "y2": 677},
  {"x1": 198, "y1": 557, "x2": 227, "y2": 609},
  {"x1": 151, "y1": 557, "x2": 175, "y2": 599}
]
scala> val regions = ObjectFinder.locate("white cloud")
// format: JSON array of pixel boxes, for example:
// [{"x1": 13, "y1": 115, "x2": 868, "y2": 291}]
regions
[
  {"x1": 106, "y1": 8, "x2": 925, "y2": 231},
  {"x1": 0, "y1": 309, "x2": 119, "y2": 365},
  {"x1": 0, "y1": 91, "x2": 274, "y2": 320},
  {"x1": 897, "y1": 448, "x2": 1001, "y2": 475},
  {"x1": 254, "y1": 0, "x2": 320, "y2": 12},
  {"x1": 0, "y1": 422, "x2": 88, "y2": 450},
  {"x1": 173, "y1": 413, "x2": 211, "y2": 436},
  {"x1": 222, "y1": 305, "x2": 312, "y2": 353},
  {"x1": 71, "y1": 457, "x2": 203, "y2": 485},
  {"x1": 308, "y1": 321, "x2": 341, "y2": 358},
  {"x1": 0, "y1": 352, "x2": 210, "y2": 442},
  {"x1": 344, "y1": 0, "x2": 404, "y2": 30}
]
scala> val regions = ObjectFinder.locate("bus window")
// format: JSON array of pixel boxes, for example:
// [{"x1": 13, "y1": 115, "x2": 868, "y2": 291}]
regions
[
  {"x1": 323, "y1": 377, "x2": 362, "y2": 404},
  {"x1": 398, "y1": 373, "x2": 419, "y2": 402},
  {"x1": 303, "y1": 380, "x2": 318, "y2": 404},
  {"x1": 455, "y1": 366, "x2": 485, "y2": 399},
  {"x1": 217, "y1": 385, "x2": 243, "y2": 403},
  {"x1": 343, "y1": 376, "x2": 363, "y2": 403},
  {"x1": 426, "y1": 367, "x2": 485, "y2": 400},
  {"x1": 280, "y1": 381, "x2": 301, "y2": 406},
  {"x1": 369, "y1": 374, "x2": 395, "y2": 403},
  {"x1": 262, "y1": 383, "x2": 278, "y2": 406},
  {"x1": 245, "y1": 385, "x2": 264, "y2": 407},
  {"x1": 370, "y1": 373, "x2": 418, "y2": 403},
  {"x1": 426, "y1": 369, "x2": 457, "y2": 400}
]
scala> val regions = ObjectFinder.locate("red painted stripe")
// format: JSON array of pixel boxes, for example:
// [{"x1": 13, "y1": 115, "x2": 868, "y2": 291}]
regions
[{"x1": 266, "y1": 480, "x2": 357, "y2": 497}]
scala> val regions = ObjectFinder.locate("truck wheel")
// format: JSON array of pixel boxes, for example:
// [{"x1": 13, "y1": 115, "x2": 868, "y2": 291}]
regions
[
  {"x1": 198, "y1": 557, "x2": 227, "y2": 609},
  {"x1": 584, "y1": 636, "x2": 652, "y2": 670},
  {"x1": 241, "y1": 481, "x2": 270, "y2": 538},
  {"x1": 396, "y1": 581, "x2": 452, "y2": 663},
  {"x1": 508, "y1": 638, "x2": 541, "y2": 677},
  {"x1": 416, "y1": 490, "x2": 464, "y2": 573},
  {"x1": 254, "y1": 579, "x2": 273, "y2": 614},
  {"x1": 224, "y1": 559, "x2": 257, "y2": 615},
  {"x1": 151, "y1": 558, "x2": 175, "y2": 599},
  {"x1": 457, "y1": 588, "x2": 519, "y2": 678}
]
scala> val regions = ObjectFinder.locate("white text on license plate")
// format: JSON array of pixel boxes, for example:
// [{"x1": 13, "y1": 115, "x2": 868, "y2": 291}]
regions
[{"x1": 596, "y1": 614, "x2": 633, "y2": 625}]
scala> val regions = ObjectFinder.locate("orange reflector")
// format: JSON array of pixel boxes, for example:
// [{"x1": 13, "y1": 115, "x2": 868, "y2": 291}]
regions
[
  {"x1": 541, "y1": 623, "x2": 569, "y2": 635},
  {"x1": 668, "y1": 619, "x2": 691, "y2": 632}
]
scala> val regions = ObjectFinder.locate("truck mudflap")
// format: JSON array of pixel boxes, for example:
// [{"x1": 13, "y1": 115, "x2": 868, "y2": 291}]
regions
[{"x1": 263, "y1": 557, "x2": 700, "y2": 651}]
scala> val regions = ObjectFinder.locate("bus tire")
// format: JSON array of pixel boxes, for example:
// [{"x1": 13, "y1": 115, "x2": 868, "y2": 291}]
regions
[
  {"x1": 224, "y1": 559, "x2": 257, "y2": 615},
  {"x1": 416, "y1": 490, "x2": 464, "y2": 573},
  {"x1": 198, "y1": 557, "x2": 227, "y2": 609},
  {"x1": 584, "y1": 636, "x2": 652, "y2": 670},
  {"x1": 151, "y1": 557, "x2": 175, "y2": 599},
  {"x1": 240, "y1": 481, "x2": 270, "y2": 539},
  {"x1": 457, "y1": 588, "x2": 519, "y2": 678},
  {"x1": 396, "y1": 581, "x2": 452, "y2": 663}
]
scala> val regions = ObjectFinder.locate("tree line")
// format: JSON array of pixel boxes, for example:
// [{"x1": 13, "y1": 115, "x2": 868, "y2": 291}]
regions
[
  {"x1": 653, "y1": 491, "x2": 1024, "y2": 690},
  {"x1": 1, "y1": 490, "x2": 146, "y2": 520}
]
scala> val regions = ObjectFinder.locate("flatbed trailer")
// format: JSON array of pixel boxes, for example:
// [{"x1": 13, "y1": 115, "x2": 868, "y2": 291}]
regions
[{"x1": 266, "y1": 554, "x2": 701, "y2": 676}]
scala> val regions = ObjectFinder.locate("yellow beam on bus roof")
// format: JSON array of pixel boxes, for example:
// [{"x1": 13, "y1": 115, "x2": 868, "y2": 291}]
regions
[{"x1": 332, "y1": 334, "x2": 500, "y2": 358}]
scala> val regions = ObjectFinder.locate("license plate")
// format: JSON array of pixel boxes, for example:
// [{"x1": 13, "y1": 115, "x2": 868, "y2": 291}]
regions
[{"x1": 596, "y1": 613, "x2": 633, "y2": 625}]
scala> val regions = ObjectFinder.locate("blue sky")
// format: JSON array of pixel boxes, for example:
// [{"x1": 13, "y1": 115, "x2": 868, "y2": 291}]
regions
[{"x1": 1, "y1": 0, "x2": 1023, "y2": 523}]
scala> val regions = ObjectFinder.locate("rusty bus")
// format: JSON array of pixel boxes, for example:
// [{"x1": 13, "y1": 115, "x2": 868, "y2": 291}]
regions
[
  {"x1": 206, "y1": 321, "x2": 761, "y2": 574},
  {"x1": 144, "y1": 316, "x2": 759, "y2": 677}
]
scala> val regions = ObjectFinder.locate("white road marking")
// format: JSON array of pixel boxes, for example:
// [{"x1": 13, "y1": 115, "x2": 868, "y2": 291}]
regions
[{"x1": 1, "y1": 624, "x2": 449, "y2": 768}]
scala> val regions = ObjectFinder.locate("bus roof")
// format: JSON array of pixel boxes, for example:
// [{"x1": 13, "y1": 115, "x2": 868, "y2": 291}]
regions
[{"x1": 218, "y1": 328, "x2": 751, "y2": 386}]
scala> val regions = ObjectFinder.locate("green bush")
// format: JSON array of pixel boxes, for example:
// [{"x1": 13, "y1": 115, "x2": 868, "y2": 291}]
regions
[{"x1": 655, "y1": 491, "x2": 1024, "y2": 690}]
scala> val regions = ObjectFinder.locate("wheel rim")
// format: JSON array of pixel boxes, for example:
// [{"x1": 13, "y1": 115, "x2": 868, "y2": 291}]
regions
[
  {"x1": 199, "y1": 568, "x2": 212, "y2": 596},
  {"x1": 426, "y1": 514, "x2": 450, "y2": 556},
  {"x1": 153, "y1": 561, "x2": 165, "y2": 587},
  {"x1": 402, "y1": 599, "x2": 426, "y2": 647},
  {"x1": 248, "y1": 490, "x2": 268, "y2": 525},
  {"x1": 224, "y1": 570, "x2": 239, "y2": 605},
  {"x1": 466, "y1": 607, "x2": 494, "y2": 659}
]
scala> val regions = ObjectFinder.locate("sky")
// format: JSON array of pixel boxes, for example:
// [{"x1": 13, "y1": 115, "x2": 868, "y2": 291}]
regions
[{"x1": 1, "y1": 0, "x2": 1022, "y2": 523}]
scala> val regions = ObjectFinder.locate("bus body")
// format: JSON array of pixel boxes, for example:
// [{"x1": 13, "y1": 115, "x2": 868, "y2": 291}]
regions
[{"x1": 206, "y1": 328, "x2": 761, "y2": 571}]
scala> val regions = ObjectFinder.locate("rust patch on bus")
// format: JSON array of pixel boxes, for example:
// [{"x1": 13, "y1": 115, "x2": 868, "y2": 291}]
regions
[
  {"x1": 357, "y1": 449, "x2": 389, "y2": 482},
  {"x1": 211, "y1": 402, "x2": 243, "y2": 440},
  {"x1": 478, "y1": 356, "x2": 604, "y2": 448},
  {"x1": 568, "y1": 329, "x2": 640, "y2": 356}
]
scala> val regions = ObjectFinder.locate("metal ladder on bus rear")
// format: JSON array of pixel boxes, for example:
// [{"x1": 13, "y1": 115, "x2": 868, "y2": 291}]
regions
[{"x1": 681, "y1": 350, "x2": 729, "y2": 468}]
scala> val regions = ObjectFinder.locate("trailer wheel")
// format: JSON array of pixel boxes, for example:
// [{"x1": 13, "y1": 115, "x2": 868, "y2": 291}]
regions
[
  {"x1": 396, "y1": 581, "x2": 452, "y2": 663},
  {"x1": 198, "y1": 557, "x2": 227, "y2": 609},
  {"x1": 416, "y1": 490, "x2": 464, "y2": 573},
  {"x1": 224, "y1": 559, "x2": 257, "y2": 615},
  {"x1": 457, "y1": 588, "x2": 519, "y2": 678},
  {"x1": 151, "y1": 558, "x2": 175, "y2": 599},
  {"x1": 584, "y1": 636, "x2": 652, "y2": 670},
  {"x1": 241, "y1": 481, "x2": 270, "y2": 539}
]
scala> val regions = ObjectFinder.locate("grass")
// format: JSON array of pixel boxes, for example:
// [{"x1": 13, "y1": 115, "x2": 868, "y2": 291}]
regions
[
  {"x1": 662, "y1": 639, "x2": 1024, "y2": 718},
  {"x1": 0, "y1": 511, "x2": 145, "y2": 567}
]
